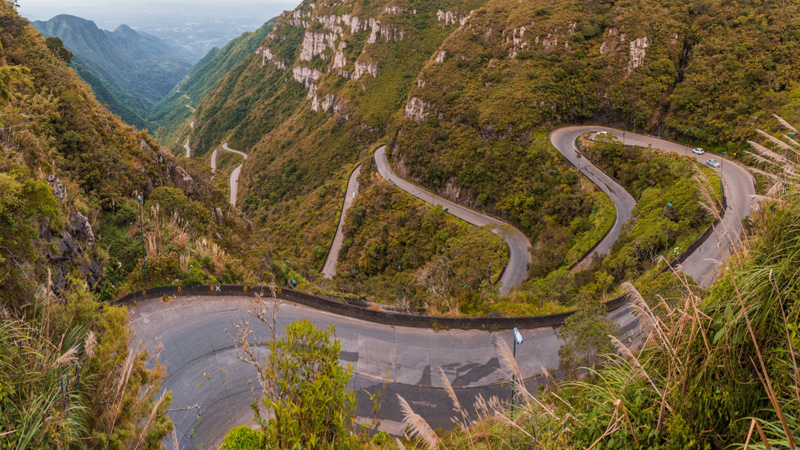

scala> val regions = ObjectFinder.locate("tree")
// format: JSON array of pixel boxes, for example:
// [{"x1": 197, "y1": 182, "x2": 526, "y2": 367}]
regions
[
  {"x1": 557, "y1": 302, "x2": 619, "y2": 377},
  {"x1": 232, "y1": 292, "x2": 360, "y2": 449},
  {"x1": 45, "y1": 37, "x2": 73, "y2": 63}
]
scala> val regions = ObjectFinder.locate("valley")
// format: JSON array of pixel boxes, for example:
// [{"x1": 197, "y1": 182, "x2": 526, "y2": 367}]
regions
[{"x1": 4, "y1": 0, "x2": 800, "y2": 447}]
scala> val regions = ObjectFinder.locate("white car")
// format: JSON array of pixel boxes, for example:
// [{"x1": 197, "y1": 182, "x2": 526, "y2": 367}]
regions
[
  {"x1": 706, "y1": 159, "x2": 721, "y2": 168},
  {"x1": 692, "y1": 147, "x2": 705, "y2": 155}
]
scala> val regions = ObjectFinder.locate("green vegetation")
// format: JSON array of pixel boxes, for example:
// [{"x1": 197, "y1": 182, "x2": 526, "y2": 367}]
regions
[
  {"x1": 33, "y1": 14, "x2": 194, "y2": 129},
  {"x1": 228, "y1": 315, "x2": 364, "y2": 449},
  {"x1": 435, "y1": 187, "x2": 800, "y2": 449},
  {"x1": 165, "y1": 0, "x2": 800, "y2": 315},
  {"x1": 152, "y1": 20, "x2": 275, "y2": 149},
  {"x1": 584, "y1": 135, "x2": 721, "y2": 280},
  {"x1": 334, "y1": 165, "x2": 508, "y2": 315}
]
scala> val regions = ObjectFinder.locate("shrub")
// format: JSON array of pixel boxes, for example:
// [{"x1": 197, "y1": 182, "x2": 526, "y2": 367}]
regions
[{"x1": 221, "y1": 426, "x2": 264, "y2": 450}]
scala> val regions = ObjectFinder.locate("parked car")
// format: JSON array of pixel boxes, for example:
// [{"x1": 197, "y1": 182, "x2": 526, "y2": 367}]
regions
[
  {"x1": 692, "y1": 147, "x2": 705, "y2": 155},
  {"x1": 706, "y1": 158, "x2": 721, "y2": 168}
]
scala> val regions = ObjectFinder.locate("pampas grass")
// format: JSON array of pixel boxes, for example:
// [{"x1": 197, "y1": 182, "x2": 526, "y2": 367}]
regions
[
  {"x1": 397, "y1": 394, "x2": 443, "y2": 450},
  {"x1": 773, "y1": 114, "x2": 799, "y2": 134},
  {"x1": 756, "y1": 129, "x2": 800, "y2": 157}
]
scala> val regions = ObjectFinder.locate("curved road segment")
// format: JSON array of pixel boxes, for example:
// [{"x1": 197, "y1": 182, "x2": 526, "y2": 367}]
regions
[
  {"x1": 210, "y1": 143, "x2": 248, "y2": 206},
  {"x1": 131, "y1": 127, "x2": 755, "y2": 449},
  {"x1": 130, "y1": 294, "x2": 639, "y2": 449},
  {"x1": 551, "y1": 126, "x2": 755, "y2": 287},
  {"x1": 374, "y1": 146, "x2": 531, "y2": 295},
  {"x1": 322, "y1": 165, "x2": 361, "y2": 278}
]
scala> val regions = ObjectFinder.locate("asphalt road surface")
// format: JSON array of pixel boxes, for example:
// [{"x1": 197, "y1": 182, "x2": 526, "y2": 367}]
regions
[
  {"x1": 184, "y1": 138, "x2": 191, "y2": 158},
  {"x1": 132, "y1": 127, "x2": 755, "y2": 449},
  {"x1": 322, "y1": 165, "x2": 362, "y2": 278},
  {"x1": 374, "y1": 146, "x2": 531, "y2": 294},
  {"x1": 129, "y1": 294, "x2": 640, "y2": 449},
  {"x1": 550, "y1": 128, "x2": 637, "y2": 271},
  {"x1": 551, "y1": 126, "x2": 755, "y2": 286},
  {"x1": 210, "y1": 143, "x2": 248, "y2": 206}
]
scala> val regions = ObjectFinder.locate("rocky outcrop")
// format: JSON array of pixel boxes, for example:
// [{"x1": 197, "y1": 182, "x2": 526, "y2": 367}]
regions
[
  {"x1": 434, "y1": 51, "x2": 446, "y2": 64},
  {"x1": 505, "y1": 26, "x2": 530, "y2": 58},
  {"x1": 170, "y1": 165, "x2": 194, "y2": 195},
  {"x1": 69, "y1": 212, "x2": 95, "y2": 249},
  {"x1": 383, "y1": 6, "x2": 404, "y2": 14},
  {"x1": 627, "y1": 37, "x2": 649, "y2": 72},
  {"x1": 39, "y1": 219, "x2": 103, "y2": 295},
  {"x1": 46, "y1": 175, "x2": 66, "y2": 203},
  {"x1": 404, "y1": 97, "x2": 429, "y2": 123},
  {"x1": 299, "y1": 31, "x2": 338, "y2": 61},
  {"x1": 353, "y1": 61, "x2": 379, "y2": 80},
  {"x1": 256, "y1": 46, "x2": 287, "y2": 70},
  {"x1": 437, "y1": 10, "x2": 471, "y2": 27},
  {"x1": 599, "y1": 28, "x2": 626, "y2": 56},
  {"x1": 287, "y1": 9, "x2": 310, "y2": 27},
  {"x1": 293, "y1": 66, "x2": 322, "y2": 87},
  {"x1": 367, "y1": 19, "x2": 404, "y2": 43},
  {"x1": 332, "y1": 43, "x2": 347, "y2": 69}
]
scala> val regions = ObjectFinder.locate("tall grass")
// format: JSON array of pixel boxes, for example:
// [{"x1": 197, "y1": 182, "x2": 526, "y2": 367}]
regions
[{"x1": 397, "y1": 122, "x2": 800, "y2": 449}]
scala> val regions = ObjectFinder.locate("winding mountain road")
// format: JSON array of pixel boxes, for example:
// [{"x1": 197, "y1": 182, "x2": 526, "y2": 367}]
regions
[
  {"x1": 374, "y1": 146, "x2": 531, "y2": 294},
  {"x1": 550, "y1": 126, "x2": 755, "y2": 286},
  {"x1": 322, "y1": 165, "x2": 361, "y2": 278},
  {"x1": 184, "y1": 138, "x2": 191, "y2": 158},
  {"x1": 130, "y1": 293, "x2": 640, "y2": 449},
  {"x1": 210, "y1": 143, "x2": 248, "y2": 206},
  {"x1": 131, "y1": 127, "x2": 756, "y2": 449}
]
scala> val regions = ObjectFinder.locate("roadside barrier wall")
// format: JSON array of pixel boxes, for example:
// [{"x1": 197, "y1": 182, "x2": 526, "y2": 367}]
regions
[{"x1": 113, "y1": 283, "x2": 630, "y2": 331}]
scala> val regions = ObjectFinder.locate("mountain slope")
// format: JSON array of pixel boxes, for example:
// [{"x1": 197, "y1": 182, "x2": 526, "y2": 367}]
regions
[
  {"x1": 33, "y1": 14, "x2": 193, "y2": 128},
  {"x1": 178, "y1": 0, "x2": 611, "y2": 312},
  {"x1": 151, "y1": 19, "x2": 276, "y2": 148}
]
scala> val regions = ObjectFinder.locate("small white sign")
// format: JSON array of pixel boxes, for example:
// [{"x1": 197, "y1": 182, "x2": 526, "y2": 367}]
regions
[{"x1": 513, "y1": 327, "x2": 523, "y2": 345}]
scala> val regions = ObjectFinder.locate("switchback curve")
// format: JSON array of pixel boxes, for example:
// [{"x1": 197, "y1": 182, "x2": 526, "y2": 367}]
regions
[{"x1": 374, "y1": 146, "x2": 531, "y2": 294}]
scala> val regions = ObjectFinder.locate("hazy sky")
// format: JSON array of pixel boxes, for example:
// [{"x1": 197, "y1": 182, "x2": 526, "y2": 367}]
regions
[
  {"x1": 18, "y1": 0, "x2": 298, "y2": 26},
  {"x1": 18, "y1": 0, "x2": 299, "y2": 57}
]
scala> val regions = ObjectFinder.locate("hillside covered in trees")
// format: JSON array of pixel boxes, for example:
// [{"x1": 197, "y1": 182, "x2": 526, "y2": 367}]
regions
[
  {"x1": 172, "y1": 0, "x2": 800, "y2": 313},
  {"x1": 0, "y1": 2, "x2": 266, "y2": 445},
  {"x1": 33, "y1": 14, "x2": 194, "y2": 129}
]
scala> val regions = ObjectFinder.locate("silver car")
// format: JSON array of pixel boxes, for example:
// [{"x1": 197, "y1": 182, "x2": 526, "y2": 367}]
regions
[{"x1": 706, "y1": 158, "x2": 721, "y2": 168}]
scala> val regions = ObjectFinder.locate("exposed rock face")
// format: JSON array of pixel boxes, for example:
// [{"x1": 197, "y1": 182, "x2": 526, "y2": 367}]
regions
[
  {"x1": 256, "y1": 46, "x2": 287, "y2": 70},
  {"x1": 299, "y1": 31, "x2": 338, "y2": 61},
  {"x1": 332, "y1": 43, "x2": 347, "y2": 69},
  {"x1": 404, "y1": 97, "x2": 429, "y2": 123},
  {"x1": 287, "y1": 9, "x2": 310, "y2": 27},
  {"x1": 69, "y1": 211, "x2": 95, "y2": 248},
  {"x1": 627, "y1": 37, "x2": 649, "y2": 72},
  {"x1": 39, "y1": 220, "x2": 103, "y2": 294},
  {"x1": 600, "y1": 28, "x2": 626, "y2": 56},
  {"x1": 437, "y1": 10, "x2": 471, "y2": 27},
  {"x1": 383, "y1": 6, "x2": 403, "y2": 14},
  {"x1": 505, "y1": 26, "x2": 529, "y2": 58},
  {"x1": 434, "y1": 50, "x2": 446, "y2": 63},
  {"x1": 46, "y1": 175, "x2": 66, "y2": 202},
  {"x1": 293, "y1": 66, "x2": 322, "y2": 86},
  {"x1": 353, "y1": 61, "x2": 379, "y2": 80},
  {"x1": 367, "y1": 19, "x2": 404, "y2": 43},
  {"x1": 213, "y1": 207, "x2": 224, "y2": 223},
  {"x1": 541, "y1": 33, "x2": 558, "y2": 51},
  {"x1": 170, "y1": 165, "x2": 194, "y2": 195}
]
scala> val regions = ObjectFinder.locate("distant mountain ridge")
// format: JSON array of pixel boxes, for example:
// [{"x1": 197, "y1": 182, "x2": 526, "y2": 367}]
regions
[
  {"x1": 151, "y1": 19, "x2": 275, "y2": 143},
  {"x1": 33, "y1": 14, "x2": 193, "y2": 128}
]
